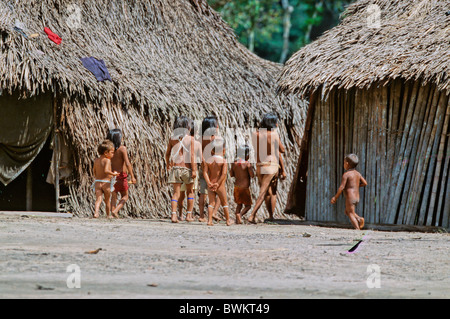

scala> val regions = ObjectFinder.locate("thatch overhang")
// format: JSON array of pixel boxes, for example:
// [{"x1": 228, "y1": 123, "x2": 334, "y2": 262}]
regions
[
  {"x1": 278, "y1": 0, "x2": 450, "y2": 99},
  {"x1": 0, "y1": 0, "x2": 307, "y2": 218}
]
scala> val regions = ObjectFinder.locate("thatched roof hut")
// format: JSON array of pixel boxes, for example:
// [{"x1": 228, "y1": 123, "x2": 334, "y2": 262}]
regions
[
  {"x1": 0, "y1": 0, "x2": 307, "y2": 218},
  {"x1": 278, "y1": 0, "x2": 450, "y2": 228}
]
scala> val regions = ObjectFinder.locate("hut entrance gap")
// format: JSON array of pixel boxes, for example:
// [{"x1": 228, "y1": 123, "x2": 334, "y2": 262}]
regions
[{"x1": 0, "y1": 91, "x2": 63, "y2": 212}]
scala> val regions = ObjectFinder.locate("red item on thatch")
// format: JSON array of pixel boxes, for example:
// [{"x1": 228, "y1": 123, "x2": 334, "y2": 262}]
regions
[{"x1": 44, "y1": 27, "x2": 61, "y2": 45}]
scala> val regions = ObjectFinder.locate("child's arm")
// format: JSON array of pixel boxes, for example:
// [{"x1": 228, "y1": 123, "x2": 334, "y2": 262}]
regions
[
  {"x1": 279, "y1": 153, "x2": 287, "y2": 180},
  {"x1": 190, "y1": 136, "x2": 197, "y2": 179},
  {"x1": 230, "y1": 163, "x2": 235, "y2": 179},
  {"x1": 196, "y1": 141, "x2": 202, "y2": 168},
  {"x1": 104, "y1": 159, "x2": 119, "y2": 177},
  {"x1": 217, "y1": 162, "x2": 228, "y2": 187},
  {"x1": 247, "y1": 163, "x2": 255, "y2": 179},
  {"x1": 277, "y1": 132, "x2": 286, "y2": 154},
  {"x1": 274, "y1": 132, "x2": 287, "y2": 179},
  {"x1": 360, "y1": 175, "x2": 368, "y2": 187},
  {"x1": 331, "y1": 174, "x2": 348, "y2": 204},
  {"x1": 165, "y1": 141, "x2": 173, "y2": 171},
  {"x1": 203, "y1": 163, "x2": 212, "y2": 189},
  {"x1": 121, "y1": 146, "x2": 136, "y2": 184}
]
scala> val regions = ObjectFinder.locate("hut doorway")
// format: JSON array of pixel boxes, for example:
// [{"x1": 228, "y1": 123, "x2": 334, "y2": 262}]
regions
[
  {"x1": 0, "y1": 91, "x2": 67, "y2": 212},
  {"x1": 0, "y1": 137, "x2": 57, "y2": 211}
]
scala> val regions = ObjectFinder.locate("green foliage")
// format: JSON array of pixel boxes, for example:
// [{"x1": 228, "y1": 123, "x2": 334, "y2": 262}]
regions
[{"x1": 208, "y1": 0, "x2": 356, "y2": 63}]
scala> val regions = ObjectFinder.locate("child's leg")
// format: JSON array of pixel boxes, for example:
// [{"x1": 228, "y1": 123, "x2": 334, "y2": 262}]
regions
[
  {"x1": 171, "y1": 183, "x2": 182, "y2": 223},
  {"x1": 178, "y1": 191, "x2": 185, "y2": 221},
  {"x1": 207, "y1": 191, "x2": 216, "y2": 226},
  {"x1": 217, "y1": 187, "x2": 231, "y2": 226},
  {"x1": 112, "y1": 190, "x2": 128, "y2": 218},
  {"x1": 345, "y1": 203, "x2": 360, "y2": 230},
  {"x1": 199, "y1": 193, "x2": 207, "y2": 222},
  {"x1": 248, "y1": 172, "x2": 276, "y2": 223},
  {"x1": 353, "y1": 203, "x2": 364, "y2": 229},
  {"x1": 264, "y1": 182, "x2": 277, "y2": 220},
  {"x1": 103, "y1": 185, "x2": 112, "y2": 218},
  {"x1": 240, "y1": 205, "x2": 251, "y2": 218},
  {"x1": 212, "y1": 194, "x2": 222, "y2": 221},
  {"x1": 94, "y1": 185, "x2": 103, "y2": 218},
  {"x1": 185, "y1": 184, "x2": 195, "y2": 222},
  {"x1": 235, "y1": 204, "x2": 243, "y2": 224},
  {"x1": 111, "y1": 191, "x2": 118, "y2": 216}
]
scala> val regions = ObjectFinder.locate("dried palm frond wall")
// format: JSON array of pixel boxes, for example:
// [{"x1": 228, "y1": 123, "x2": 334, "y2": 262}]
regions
[
  {"x1": 299, "y1": 80, "x2": 449, "y2": 227},
  {"x1": 0, "y1": 0, "x2": 307, "y2": 218}
]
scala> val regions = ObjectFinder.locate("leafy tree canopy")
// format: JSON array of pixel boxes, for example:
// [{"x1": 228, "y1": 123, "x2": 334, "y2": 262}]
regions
[{"x1": 208, "y1": 0, "x2": 355, "y2": 63}]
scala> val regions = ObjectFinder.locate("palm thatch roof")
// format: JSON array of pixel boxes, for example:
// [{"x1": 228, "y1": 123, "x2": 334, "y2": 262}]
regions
[
  {"x1": 0, "y1": 0, "x2": 307, "y2": 218},
  {"x1": 278, "y1": 0, "x2": 450, "y2": 98}
]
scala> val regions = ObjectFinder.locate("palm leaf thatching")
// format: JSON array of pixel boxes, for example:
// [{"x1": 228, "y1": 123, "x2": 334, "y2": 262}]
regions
[
  {"x1": 278, "y1": 0, "x2": 450, "y2": 98},
  {"x1": 278, "y1": 0, "x2": 450, "y2": 227},
  {"x1": 0, "y1": 0, "x2": 307, "y2": 218}
]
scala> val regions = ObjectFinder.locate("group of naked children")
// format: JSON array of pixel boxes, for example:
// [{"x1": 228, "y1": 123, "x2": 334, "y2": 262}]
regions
[
  {"x1": 164, "y1": 113, "x2": 287, "y2": 226},
  {"x1": 92, "y1": 114, "x2": 368, "y2": 230},
  {"x1": 92, "y1": 129, "x2": 136, "y2": 218}
]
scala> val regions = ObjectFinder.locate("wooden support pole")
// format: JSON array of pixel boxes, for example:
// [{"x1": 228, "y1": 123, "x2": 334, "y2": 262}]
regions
[
  {"x1": 26, "y1": 166, "x2": 32, "y2": 211},
  {"x1": 53, "y1": 95, "x2": 60, "y2": 213},
  {"x1": 435, "y1": 99, "x2": 450, "y2": 226}
]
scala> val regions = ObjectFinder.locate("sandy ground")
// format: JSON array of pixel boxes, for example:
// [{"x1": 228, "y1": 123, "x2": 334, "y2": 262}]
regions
[{"x1": 0, "y1": 213, "x2": 449, "y2": 299}]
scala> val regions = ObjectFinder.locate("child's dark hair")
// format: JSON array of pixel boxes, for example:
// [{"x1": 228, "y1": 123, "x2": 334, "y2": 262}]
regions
[
  {"x1": 189, "y1": 119, "x2": 196, "y2": 137},
  {"x1": 259, "y1": 113, "x2": 278, "y2": 129},
  {"x1": 236, "y1": 144, "x2": 250, "y2": 161},
  {"x1": 98, "y1": 140, "x2": 114, "y2": 155},
  {"x1": 106, "y1": 128, "x2": 122, "y2": 150},
  {"x1": 202, "y1": 115, "x2": 218, "y2": 137},
  {"x1": 173, "y1": 116, "x2": 191, "y2": 139},
  {"x1": 345, "y1": 154, "x2": 359, "y2": 168}
]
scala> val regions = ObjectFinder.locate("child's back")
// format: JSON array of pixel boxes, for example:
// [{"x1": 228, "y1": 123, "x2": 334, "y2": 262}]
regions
[
  {"x1": 94, "y1": 157, "x2": 112, "y2": 181},
  {"x1": 342, "y1": 169, "x2": 364, "y2": 204},
  {"x1": 232, "y1": 159, "x2": 252, "y2": 188},
  {"x1": 205, "y1": 154, "x2": 225, "y2": 184},
  {"x1": 111, "y1": 145, "x2": 127, "y2": 173}
]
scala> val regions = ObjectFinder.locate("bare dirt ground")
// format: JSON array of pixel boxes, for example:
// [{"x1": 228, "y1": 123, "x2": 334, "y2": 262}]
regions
[{"x1": 0, "y1": 213, "x2": 449, "y2": 299}]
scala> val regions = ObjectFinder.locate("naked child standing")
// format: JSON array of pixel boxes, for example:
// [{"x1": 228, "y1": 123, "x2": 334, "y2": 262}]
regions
[
  {"x1": 331, "y1": 154, "x2": 367, "y2": 230},
  {"x1": 107, "y1": 129, "x2": 137, "y2": 218}
]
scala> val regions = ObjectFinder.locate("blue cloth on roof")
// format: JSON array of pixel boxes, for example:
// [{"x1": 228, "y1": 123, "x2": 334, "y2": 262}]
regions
[{"x1": 80, "y1": 57, "x2": 112, "y2": 82}]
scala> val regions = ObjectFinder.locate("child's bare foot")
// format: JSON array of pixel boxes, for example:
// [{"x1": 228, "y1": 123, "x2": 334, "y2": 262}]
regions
[
  {"x1": 212, "y1": 214, "x2": 222, "y2": 221},
  {"x1": 207, "y1": 222, "x2": 214, "y2": 226},
  {"x1": 112, "y1": 211, "x2": 119, "y2": 218},
  {"x1": 359, "y1": 217, "x2": 365, "y2": 229},
  {"x1": 226, "y1": 219, "x2": 233, "y2": 226},
  {"x1": 93, "y1": 213, "x2": 99, "y2": 219},
  {"x1": 171, "y1": 213, "x2": 178, "y2": 223},
  {"x1": 178, "y1": 214, "x2": 185, "y2": 221},
  {"x1": 185, "y1": 213, "x2": 194, "y2": 222},
  {"x1": 198, "y1": 217, "x2": 207, "y2": 222},
  {"x1": 247, "y1": 216, "x2": 256, "y2": 224},
  {"x1": 236, "y1": 214, "x2": 242, "y2": 224}
]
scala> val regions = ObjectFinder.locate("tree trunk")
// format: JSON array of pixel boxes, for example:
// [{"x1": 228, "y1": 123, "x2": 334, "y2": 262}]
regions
[
  {"x1": 248, "y1": 28, "x2": 255, "y2": 52},
  {"x1": 279, "y1": 0, "x2": 293, "y2": 64}
]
